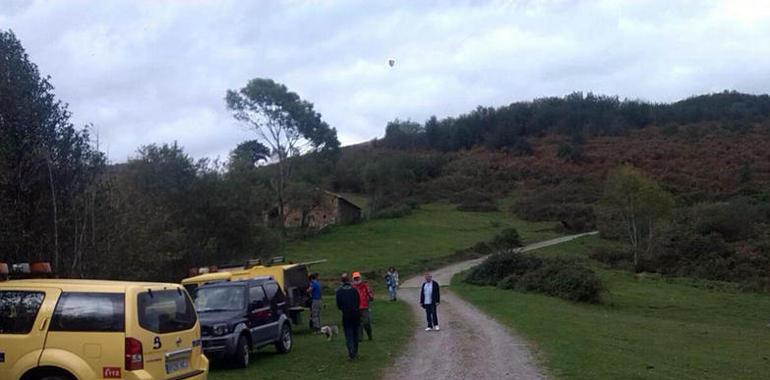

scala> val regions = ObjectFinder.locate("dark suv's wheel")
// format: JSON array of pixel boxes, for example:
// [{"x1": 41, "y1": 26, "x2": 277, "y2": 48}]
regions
[
  {"x1": 275, "y1": 323, "x2": 292, "y2": 353},
  {"x1": 232, "y1": 335, "x2": 250, "y2": 368}
]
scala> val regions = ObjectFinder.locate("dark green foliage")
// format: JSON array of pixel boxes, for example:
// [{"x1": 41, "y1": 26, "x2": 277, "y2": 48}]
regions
[
  {"x1": 470, "y1": 241, "x2": 494, "y2": 255},
  {"x1": 0, "y1": 28, "x2": 286, "y2": 281},
  {"x1": 382, "y1": 119, "x2": 424, "y2": 149},
  {"x1": 362, "y1": 152, "x2": 445, "y2": 213},
  {"x1": 512, "y1": 178, "x2": 601, "y2": 232},
  {"x1": 454, "y1": 190, "x2": 498, "y2": 212},
  {"x1": 693, "y1": 200, "x2": 759, "y2": 242},
  {"x1": 228, "y1": 140, "x2": 270, "y2": 172},
  {"x1": 499, "y1": 260, "x2": 603, "y2": 303},
  {"x1": 97, "y1": 143, "x2": 281, "y2": 281},
  {"x1": 629, "y1": 199, "x2": 770, "y2": 288},
  {"x1": 557, "y1": 142, "x2": 585, "y2": 162},
  {"x1": 465, "y1": 251, "x2": 542, "y2": 286},
  {"x1": 0, "y1": 30, "x2": 105, "y2": 272},
  {"x1": 466, "y1": 251, "x2": 602, "y2": 303},
  {"x1": 589, "y1": 247, "x2": 633, "y2": 270},
  {"x1": 491, "y1": 228, "x2": 522, "y2": 250},
  {"x1": 380, "y1": 90, "x2": 770, "y2": 153}
]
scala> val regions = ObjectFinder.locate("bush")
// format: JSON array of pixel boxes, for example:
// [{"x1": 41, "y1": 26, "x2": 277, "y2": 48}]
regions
[
  {"x1": 465, "y1": 251, "x2": 542, "y2": 286},
  {"x1": 511, "y1": 179, "x2": 600, "y2": 232},
  {"x1": 470, "y1": 241, "x2": 494, "y2": 255},
  {"x1": 513, "y1": 260, "x2": 603, "y2": 303},
  {"x1": 468, "y1": 252, "x2": 603, "y2": 303},
  {"x1": 453, "y1": 189, "x2": 499, "y2": 212},
  {"x1": 589, "y1": 247, "x2": 633, "y2": 270},
  {"x1": 557, "y1": 142, "x2": 585, "y2": 162},
  {"x1": 694, "y1": 200, "x2": 760, "y2": 242},
  {"x1": 491, "y1": 228, "x2": 522, "y2": 250}
]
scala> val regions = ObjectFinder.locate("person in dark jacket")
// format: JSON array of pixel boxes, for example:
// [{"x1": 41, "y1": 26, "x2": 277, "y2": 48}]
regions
[
  {"x1": 419, "y1": 273, "x2": 441, "y2": 331},
  {"x1": 336, "y1": 273, "x2": 361, "y2": 359}
]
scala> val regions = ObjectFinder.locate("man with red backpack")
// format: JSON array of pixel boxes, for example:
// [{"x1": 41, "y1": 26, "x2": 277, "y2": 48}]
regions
[{"x1": 351, "y1": 271, "x2": 374, "y2": 341}]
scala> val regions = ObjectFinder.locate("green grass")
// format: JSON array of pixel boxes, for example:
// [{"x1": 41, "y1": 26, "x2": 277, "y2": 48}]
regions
[
  {"x1": 212, "y1": 202, "x2": 556, "y2": 380},
  {"x1": 284, "y1": 202, "x2": 559, "y2": 280},
  {"x1": 209, "y1": 297, "x2": 411, "y2": 380},
  {"x1": 453, "y1": 235, "x2": 770, "y2": 380}
]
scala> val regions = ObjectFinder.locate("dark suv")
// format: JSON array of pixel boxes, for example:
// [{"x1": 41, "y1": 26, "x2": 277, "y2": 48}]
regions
[{"x1": 192, "y1": 277, "x2": 292, "y2": 368}]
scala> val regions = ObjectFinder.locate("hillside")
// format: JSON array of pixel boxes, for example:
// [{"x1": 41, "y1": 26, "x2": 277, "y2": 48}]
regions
[{"x1": 454, "y1": 235, "x2": 770, "y2": 379}]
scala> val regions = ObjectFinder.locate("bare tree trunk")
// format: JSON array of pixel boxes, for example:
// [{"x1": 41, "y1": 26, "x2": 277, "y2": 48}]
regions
[
  {"x1": 277, "y1": 159, "x2": 286, "y2": 229},
  {"x1": 644, "y1": 218, "x2": 655, "y2": 262},
  {"x1": 46, "y1": 155, "x2": 59, "y2": 270}
]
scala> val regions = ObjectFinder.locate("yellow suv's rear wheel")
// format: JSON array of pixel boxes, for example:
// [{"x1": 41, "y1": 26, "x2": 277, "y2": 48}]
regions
[{"x1": 21, "y1": 367, "x2": 75, "y2": 380}]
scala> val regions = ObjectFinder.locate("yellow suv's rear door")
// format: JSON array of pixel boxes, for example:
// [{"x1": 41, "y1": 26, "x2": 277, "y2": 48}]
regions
[
  {"x1": 41, "y1": 291, "x2": 126, "y2": 379},
  {"x1": 0, "y1": 286, "x2": 60, "y2": 380},
  {"x1": 126, "y1": 286, "x2": 205, "y2": 379}
]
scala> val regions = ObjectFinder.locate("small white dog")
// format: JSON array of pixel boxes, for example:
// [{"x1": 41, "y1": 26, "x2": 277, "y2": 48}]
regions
[{"x1": 319, "y1": 324, "x2": 339, "y2": 341}]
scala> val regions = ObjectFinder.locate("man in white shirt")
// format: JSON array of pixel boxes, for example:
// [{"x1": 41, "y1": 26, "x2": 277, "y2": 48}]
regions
[{"x1": 419, "y1": 273, "x2": 440, "y2": 331}]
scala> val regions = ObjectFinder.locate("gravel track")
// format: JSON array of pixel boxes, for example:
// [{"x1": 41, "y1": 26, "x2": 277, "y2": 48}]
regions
[{"x1": 386, "y1": 232, "x2": 597, "y2": 380}]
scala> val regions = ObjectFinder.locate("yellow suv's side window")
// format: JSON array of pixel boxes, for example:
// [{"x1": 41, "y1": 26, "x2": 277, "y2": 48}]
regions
[
  {"x1": 49, "y1": 292, "x2": 124, "y2": 332},
  {"x1": 0, "y1": 291, "x2": 45, "y2": 334}
]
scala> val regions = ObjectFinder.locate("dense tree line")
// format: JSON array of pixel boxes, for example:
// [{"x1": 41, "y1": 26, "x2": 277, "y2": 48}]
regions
[
  {"x1": 381, "y1": 91, "x2": 770, "y2": 152},
  {"x1": 0, "y1": 31, "x2": 334, "y2": 281},
  {"x1": 1, "y1": 30, "x2": 105, "y2": 274}
]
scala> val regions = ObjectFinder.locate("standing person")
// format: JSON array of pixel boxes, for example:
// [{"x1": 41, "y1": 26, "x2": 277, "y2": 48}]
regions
[
  {"x1": 336, "y1": 273, "x2": 361, "y2": 359},
  {"x1": 351, "y1": 272, "x2": 374, "y2": 341},
  {"x1": 386, "y1": 266, "x2": 399, "y2": 301},
  {"x1": 420, "y1": 273, "x2": 440, "y2": 331},
  {"x1": 307, "y1": 272, "x2": 322, "y2": 331}
]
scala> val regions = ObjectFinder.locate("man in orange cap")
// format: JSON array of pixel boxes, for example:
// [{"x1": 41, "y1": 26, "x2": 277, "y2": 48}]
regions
[{"x1": 351, "y1": 271, "x2": 374, "y2": 341}]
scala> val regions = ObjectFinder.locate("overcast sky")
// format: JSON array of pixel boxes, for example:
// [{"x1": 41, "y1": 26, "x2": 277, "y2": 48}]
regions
[{"x1": 3, "y1": 0, "x2": 770, "y2": 162}]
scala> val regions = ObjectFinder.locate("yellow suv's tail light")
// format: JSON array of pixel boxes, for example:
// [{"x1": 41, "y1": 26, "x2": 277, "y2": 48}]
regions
[{"x1": 124, "y1": 337, "x2": 144, "y2": 370}]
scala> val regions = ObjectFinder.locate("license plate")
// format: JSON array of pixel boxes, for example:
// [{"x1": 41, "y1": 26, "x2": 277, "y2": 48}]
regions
[{"x1": 165, "y1": 358, "x2": 189, "y2": 374}]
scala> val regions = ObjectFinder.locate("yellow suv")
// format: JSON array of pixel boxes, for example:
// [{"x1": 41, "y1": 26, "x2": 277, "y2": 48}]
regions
[{"x1": 0, "y1": 279, "x2": 209, "y2": 380}]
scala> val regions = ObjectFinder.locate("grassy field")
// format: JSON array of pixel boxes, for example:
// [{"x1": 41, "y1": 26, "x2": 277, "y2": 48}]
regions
[
  {"x1": 211, "y1": 202, "x2": 557, "y2": 379},
  {"x1": 209, "y1": 297, "x2": 411, "y2": 380},
  {"x1": 453, "y1": 235, "x2": 770, "y2": 380},
  {"x1": 284, "y1": 202, "x2": 559, "y2": 281}
]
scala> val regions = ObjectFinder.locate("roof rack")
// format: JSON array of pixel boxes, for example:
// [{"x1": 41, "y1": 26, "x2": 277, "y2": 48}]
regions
[{"x1": 0, "y1": 261, "x2": 56, "y2": 281}]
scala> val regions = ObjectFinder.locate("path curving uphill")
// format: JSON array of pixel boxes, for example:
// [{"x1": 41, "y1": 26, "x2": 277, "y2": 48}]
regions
[{"x1": 386, "y1": 232, "x2": 597, "y2": 380}]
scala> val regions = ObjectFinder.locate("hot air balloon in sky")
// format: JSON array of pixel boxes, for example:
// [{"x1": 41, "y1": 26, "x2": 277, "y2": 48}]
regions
[{"x1": 388, "y1": 59, "x2": 395, "y2": 67}]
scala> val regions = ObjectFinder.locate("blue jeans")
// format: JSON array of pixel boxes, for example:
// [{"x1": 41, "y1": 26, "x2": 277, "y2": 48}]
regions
[
  {"x1": 342, "y1": 317, "x2": 360, "y2": 359},
  {"x1": 424, "y1": 303, "x2": 438, "y2": 328},
  {"x1": 388, "y1": 285, "x2": 397, "y2": 300}
]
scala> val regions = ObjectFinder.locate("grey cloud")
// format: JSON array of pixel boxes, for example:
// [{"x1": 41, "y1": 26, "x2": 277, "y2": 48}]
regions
[{"x1": 3, "y1": 0, "x2": 770, "y2": 161}]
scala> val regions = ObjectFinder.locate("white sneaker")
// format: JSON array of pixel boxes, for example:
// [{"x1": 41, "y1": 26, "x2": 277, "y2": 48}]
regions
[
  {"x1": 425, "y1": 327, "x2": 432, "y2": 332},
  {"x1": 433, "y1": 326, "x2": 440, "y2": 331}
]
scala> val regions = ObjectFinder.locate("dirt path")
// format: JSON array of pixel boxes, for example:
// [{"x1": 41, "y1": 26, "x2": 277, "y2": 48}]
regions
[{"x1": 386, "y1": 232, "x2": 597, "y2": 380}]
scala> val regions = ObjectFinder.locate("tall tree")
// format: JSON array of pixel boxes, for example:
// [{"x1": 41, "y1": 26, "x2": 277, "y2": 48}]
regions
[
  {"x1": 1, "y1": 29, "x2": 103, "y2": 272},
  {"x1": 226, "y1": 78, "x2": 339, "y2": 227},
  {"x1": 600, "y1": 166, "x2": 673, "y2": 270}
]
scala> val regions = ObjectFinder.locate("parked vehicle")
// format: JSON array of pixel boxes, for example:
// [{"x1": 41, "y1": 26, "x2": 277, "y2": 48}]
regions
[
  {"x1": 183, "y1": 257, "x2": 325, "y2": 324},
  {"x1": 192, "y1": 276, "x2": 292, "y2": 368},
  {"x1": 0, "y1": 278, "x2": 208, "y2": 380}
]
